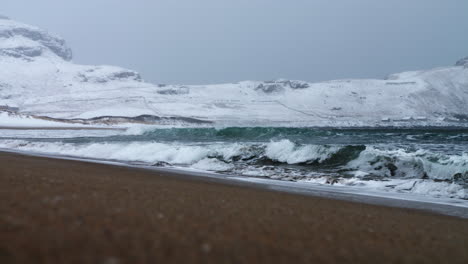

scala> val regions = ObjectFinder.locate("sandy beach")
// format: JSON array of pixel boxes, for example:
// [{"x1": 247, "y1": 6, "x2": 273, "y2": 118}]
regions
[{"x1": 0, "y1": 151, "x2": 467, "y2": 264}]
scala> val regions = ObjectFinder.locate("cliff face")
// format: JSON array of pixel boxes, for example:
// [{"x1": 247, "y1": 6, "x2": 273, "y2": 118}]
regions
[
  {"x1": 0, "y1": 16, "x2": 72, "y2": 61},
  {"x1": 0, "y1": 16, "x2": 467, "y2": 127},
  {"x1": 0, "y1": 16, "x2": 146, "y2": 118}
]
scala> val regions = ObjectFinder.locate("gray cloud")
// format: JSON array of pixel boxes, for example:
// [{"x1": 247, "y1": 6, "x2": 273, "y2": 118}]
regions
[{"x1": 3, "y1": 0, "x2": 468, "y2": 84}]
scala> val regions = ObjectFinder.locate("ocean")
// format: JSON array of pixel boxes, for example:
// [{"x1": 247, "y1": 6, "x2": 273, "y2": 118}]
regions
[{"x1": 1, "y1": 126, "x2": 467, "y2": 202}]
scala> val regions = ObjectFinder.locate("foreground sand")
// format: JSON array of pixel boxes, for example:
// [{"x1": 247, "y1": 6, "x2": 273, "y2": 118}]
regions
[{"x1": 0, "y1": 152, "x2": 467, "y2": 264}]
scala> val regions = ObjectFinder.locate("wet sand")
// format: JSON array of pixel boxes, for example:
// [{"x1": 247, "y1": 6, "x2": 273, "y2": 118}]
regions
[{"x1": 0, "y1": 152, "x2": 467, "y2": 264}]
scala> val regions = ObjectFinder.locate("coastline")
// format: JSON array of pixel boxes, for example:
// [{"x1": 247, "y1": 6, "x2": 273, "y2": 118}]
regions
[
  {"x1": 2, "y1": 149, "x2": 468, "y2": 219},
  {"x1": 0, "y1": 126, "x2": 124, "y2": 130},
  {"x1": 1, "y1": 151, "x2": 467, "y2": 263}
]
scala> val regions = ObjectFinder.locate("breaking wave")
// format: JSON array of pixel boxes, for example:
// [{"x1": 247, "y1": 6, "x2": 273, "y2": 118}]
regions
[
  {"x1": 0, "y1": 139, "x2": 362, "y2": 166},
  {"x1": 1, "y1": 139, "x2": 466, "y2": 183},
  {"x1": 346, "y1": 146, "x2": 468, "y2": 182},
  {"x1": 1, "y1": 126, "x2": 466, "y2": 200}
]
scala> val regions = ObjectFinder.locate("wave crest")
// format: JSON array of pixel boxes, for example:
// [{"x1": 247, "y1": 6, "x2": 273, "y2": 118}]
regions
[
  {"x1": 0, "y1": 139, "x2": 466, "y2": 197},
  {"x1": 347, "y1": 146, "x2": 468, "y2": 183}
]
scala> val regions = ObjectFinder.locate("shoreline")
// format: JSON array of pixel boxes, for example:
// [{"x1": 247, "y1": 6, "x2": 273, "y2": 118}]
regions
[
  {"x1": 0, "y1": 126, "x2": 125, "y2": 130},
  {"x1": 2, "y1": 149, "x2": 468, "y2": 219},
  {"x1": 1, "y1": 151, "x2": 468, "y2": 263},
  {"x1": 2, "y1": 124, "x2": 468, "y2": 130}
]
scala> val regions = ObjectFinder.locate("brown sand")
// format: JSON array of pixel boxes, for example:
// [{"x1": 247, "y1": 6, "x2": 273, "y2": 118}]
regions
[{"x1": 0, "y1": 152, "x2": 467, "y2": 264}]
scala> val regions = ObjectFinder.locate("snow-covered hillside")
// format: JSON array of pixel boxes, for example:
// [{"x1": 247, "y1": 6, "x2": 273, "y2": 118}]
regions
[{"x1": 1, "y1": 16, "x2": 467, "y2": 127}]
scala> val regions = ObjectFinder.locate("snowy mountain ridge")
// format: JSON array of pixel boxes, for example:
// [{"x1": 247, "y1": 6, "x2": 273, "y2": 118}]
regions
[
  {"x1": 1, "y1": 16, "x2": 467, "y2": 127},
  {"x1": 0, "y1": 16, "x2": 71, "y2": 61}
]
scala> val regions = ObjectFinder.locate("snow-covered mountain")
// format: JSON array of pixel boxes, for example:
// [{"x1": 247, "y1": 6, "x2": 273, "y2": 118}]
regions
[{"x1": 1, "y1": 15, "x2": 467, "y2": 127}]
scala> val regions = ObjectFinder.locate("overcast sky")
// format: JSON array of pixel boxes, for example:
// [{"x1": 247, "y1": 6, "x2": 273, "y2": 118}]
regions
[{"x1": 3, "y1": 0, "x2": 468, "y2": 84}]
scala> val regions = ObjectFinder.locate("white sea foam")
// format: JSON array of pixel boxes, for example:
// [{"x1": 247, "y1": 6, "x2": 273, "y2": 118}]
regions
[
  {"x1": 0, "y1": 140, "x2": 262, "y2": 166},
  {"x1": 327, "y1": 178, "x2": 468, "y2": 199},
  {"x1": 192, "y1": 158, "x2": 234, "y2": 171},
  {"x1": 123, "y1": 125, "x2": 158, "y2": 136},
  {"x1": 346, "y1": 146, "x2": 468, "y2": 180},
  {"x1": 0, "y1": 139, "x2": 466, "y2": 200},
  {"x1": 0, "y1": 139, "x2": 346, "y2": 167},
  {"x1": 265, "y1": 139, "x2": 341, "y2": 164}
]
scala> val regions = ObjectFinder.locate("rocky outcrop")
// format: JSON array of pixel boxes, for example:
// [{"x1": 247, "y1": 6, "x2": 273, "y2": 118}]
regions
[
  {"x1": 76, "y1": 67, "x2": 142, "y2": 83},
  {"x1": 255, "y1": 83, "x2": 285, "y2": 93},
  {"x1": 455, "y1": 57, "x2": 468, "y2": 68},
  {"x1": 0, "y1": 18, "x2": 72, "y2": 61},
  {"x1": 157, "y1": 86, "x2": 190, "y2": 95},
  {"x1": 0, "y1": 46, "x2": 45, "y2": 61},
  {"x1": 275, "y1": 79, "x2": 310, "y2": 89},
  {"x1": 255, "y1": 79, "x2": 310, "y2": 93}
]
